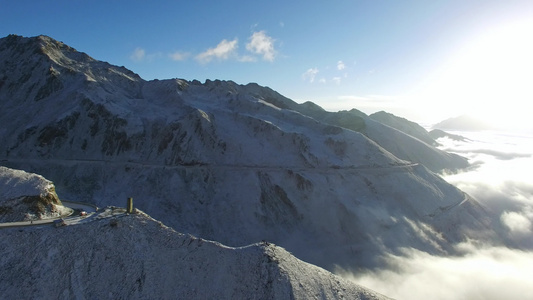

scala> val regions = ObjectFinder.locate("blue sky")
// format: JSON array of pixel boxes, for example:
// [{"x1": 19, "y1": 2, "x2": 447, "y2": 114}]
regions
[{"x1": 1, "y1": 0, "x2": 532, "y2": 124}]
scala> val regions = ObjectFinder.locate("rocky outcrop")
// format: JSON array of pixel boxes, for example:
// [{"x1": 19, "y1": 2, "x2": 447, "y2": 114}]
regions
[{"x1": 0, "y1": 166, "x2": 64, "y2": 222}]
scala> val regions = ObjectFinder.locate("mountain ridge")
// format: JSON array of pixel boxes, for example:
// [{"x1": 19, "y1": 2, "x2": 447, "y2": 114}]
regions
[
  {"x1": 0, "y1": 204, "x2": 389, "y2": 299},
  {"x1": 0, "y1": 34, "x2": 498, "y2": 272},
  {"x1": 432, "y1": 115, "x2": 493, "y2": 131}
]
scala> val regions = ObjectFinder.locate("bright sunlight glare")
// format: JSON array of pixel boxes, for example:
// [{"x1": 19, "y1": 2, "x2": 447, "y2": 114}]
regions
[{"x1": 413, "y1": 20, "x2": 533, "y2": 129}]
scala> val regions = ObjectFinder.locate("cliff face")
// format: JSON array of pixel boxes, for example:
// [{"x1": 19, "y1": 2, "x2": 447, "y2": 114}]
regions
[{"x1": 0, "y1": 35, "x2": 496, "y2": 270}]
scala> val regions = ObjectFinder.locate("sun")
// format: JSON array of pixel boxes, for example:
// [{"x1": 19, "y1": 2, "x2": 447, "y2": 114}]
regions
[{"x1": 415, "y1": 20, "x2": 533, "y2": 130}]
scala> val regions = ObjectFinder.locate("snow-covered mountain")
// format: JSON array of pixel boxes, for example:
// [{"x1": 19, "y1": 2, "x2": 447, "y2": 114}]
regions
[
  {"x1": 0, "y1": 169, "x2": 389, "y2": 300},
  {"x1": 0, "y1": 35, "x2": 497, "y2": 271},
  {"x1": 429, "y1": 129, "x2": 469, "y2": 142},
  {"x1": 369, "y1": 111, "x2": 438, "y2": 146},
  {"x1": 433, "y1": 115, "x2": 493, "y2": 131},
  {"x1": 363, "y1": 117, "x2": 469, "y2": 173},
  {"x1": 0, "y1": 166, "x2": 391, "y2": 299},
  {"x1": 273, "y1": 103, "x2": 469, "y2": 173},
  {"x1": 0, "y1": 166, "x2": 68, "y2": 222}
]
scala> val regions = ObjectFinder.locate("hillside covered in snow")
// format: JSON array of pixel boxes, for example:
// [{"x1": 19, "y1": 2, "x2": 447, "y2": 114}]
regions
[
  {"x1": 0, "y1": 200, "x2": 389, "y2": 299},
  {"x1": 0, "y1": 166, "x2": 68, "y2": 222},
  {"x1": 0, "y1": 35, "x2": 497, "y2": 272}
]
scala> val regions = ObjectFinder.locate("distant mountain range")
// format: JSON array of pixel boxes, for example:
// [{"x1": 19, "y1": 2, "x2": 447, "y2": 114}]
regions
[
  {"x1": 369, "y1": 110, "x2": 438, "y2": 146},
  {"x1": 432, "y1": 115, "x2": 493, "y2": 131},
  {"x1": 429, "y1": 129, "x2": 469, "y2": 142},
  {"x1": 0, "y1": 34, "x2": 498, "y2": 281}
]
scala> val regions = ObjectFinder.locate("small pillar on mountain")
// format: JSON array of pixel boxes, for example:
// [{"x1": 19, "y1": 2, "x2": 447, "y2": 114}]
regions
[{"x1": 127, "y1": 197, "x2": 133, "y2": 214}]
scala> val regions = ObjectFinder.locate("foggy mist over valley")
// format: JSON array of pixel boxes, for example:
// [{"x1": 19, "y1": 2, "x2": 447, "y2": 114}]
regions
[{"x1": 351, "y1": 129, "x2": 533, "y2": 300}]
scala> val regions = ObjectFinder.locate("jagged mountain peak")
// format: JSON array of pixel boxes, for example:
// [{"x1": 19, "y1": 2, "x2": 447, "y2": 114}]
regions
[
  {"x1": 299, "y1": 101, "x2": 326, "y2": 112},
  {"x1": 36, "y1": 34, "x2": 91, "y2": 62},
  {"x1": 198, "y1": 79, "x2": 299, "y2": 111},
  {"x1": 0, "y1": 35, "x2": 142, "y2": 102},
  {"x1": 0, "y1": 34, "x2": 94, "y2": 67}
]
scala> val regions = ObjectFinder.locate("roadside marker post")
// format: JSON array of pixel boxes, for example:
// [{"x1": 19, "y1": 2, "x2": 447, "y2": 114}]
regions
[{"x1": 127, "y1": 197, "x2": 133, "y2": 214}]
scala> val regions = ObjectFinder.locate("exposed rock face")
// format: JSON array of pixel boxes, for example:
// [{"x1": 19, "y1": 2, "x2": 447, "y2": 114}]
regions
[
  {"x1": 0, "y1": 166, "x2": 63, "y2": 222},
  {"x1": 0, "y1": 35, "x2": 497, "y2": 271}
]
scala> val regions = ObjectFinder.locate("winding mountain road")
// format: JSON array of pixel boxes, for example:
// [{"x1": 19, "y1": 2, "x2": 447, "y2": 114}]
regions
[
  {"x1": 0, "y1": 200, "x2": 97, "y2": 229},
  {"x1": 0, "y1": 157, "x2": 420, "y2": 229},
  {"x1": 1, "y1": 157, "x2": 419, "y2": 174}
]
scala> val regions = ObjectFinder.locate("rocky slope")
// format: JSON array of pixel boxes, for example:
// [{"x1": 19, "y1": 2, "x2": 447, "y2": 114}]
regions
[
  {"x1": 285, "y1": 105, "x2": 469, "y2": 173},
  {"x1": 0, "y1": 35, "x2": 498, "y2": 271},
  {"x1": 369, "y1": 111, "x2": 436, "y2": 145},
  {"x1": 363, "y1": 118, "x2": 469, "y2": 173},
  {"x1": 0, "y1": 166, "x2": 67, "y2": 222},
  {"x1": 0, "y1": 207, "x2": 390, "y2": 299}
]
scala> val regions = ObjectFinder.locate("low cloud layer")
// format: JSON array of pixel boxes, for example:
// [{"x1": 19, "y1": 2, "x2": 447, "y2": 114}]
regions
[
  {"x1": 344, "y1": 129, "x2": 533, "y2": 300},
  {"x1": 344, "y1": 245, "x2": 533, "y2": 300},
  {"x1": 441, "y1": 131, "x2": 533, "y2": 248}
]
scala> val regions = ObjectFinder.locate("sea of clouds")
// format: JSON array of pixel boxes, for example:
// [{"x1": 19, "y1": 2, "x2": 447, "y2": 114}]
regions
[{"x1": 345, "y1": 130, "x2": 533, "y2": 300}]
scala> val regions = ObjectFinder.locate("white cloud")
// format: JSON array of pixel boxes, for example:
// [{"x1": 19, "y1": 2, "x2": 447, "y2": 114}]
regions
[
  {"x1": 130, "y1": 47, "x2": 146, "y2": 62},
  {"x1": 440, "y1": 130, "x2": 533, "y2": 250},
  {"x1": 195, "y1": 39, "x2": 238, "y2": 64},
  {"x1": 332, "y1": 76, "x2": 341, "y2": 85},
  {"x1": 501, "y1": 211, "x2": 532, "y2": 235},
  {"x1": 337, "y1": 60, "x2": 345, "y2": 70},
  {"x1": 342, "y1": 245, "x2": 533, "y2": 300},
  {"x1": 169, "y1": 51, "x2": 190, "y2": 61},
  {"x1": 133, "y1": 31, "x2": 279, "y2": 65},
  {"x1": 246, "y1": 31, "x2": 276, "y2": 62},
  {"x1": 238, "y1": 55, "x2": 257, "y2": 62},
  {"x1": 334, "y1": 130, "x2": 533, "y2": 300},
  {"x1": 302, "y1": 68, "x2": 319, "y2": 83}
]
